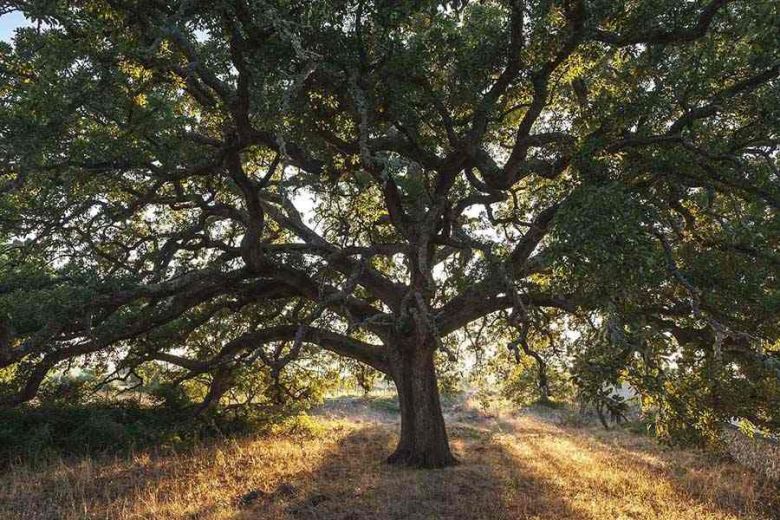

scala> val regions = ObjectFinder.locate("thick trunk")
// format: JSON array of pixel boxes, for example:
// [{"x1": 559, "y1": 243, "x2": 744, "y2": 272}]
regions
[{"x1": 387, "y1": 347, "x2": 457, "y2": 468}]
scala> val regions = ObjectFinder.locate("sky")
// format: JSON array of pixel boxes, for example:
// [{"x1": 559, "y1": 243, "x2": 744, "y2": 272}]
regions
[{"x1": 0, "y1": 11, "x2": 32, "y2": 44}]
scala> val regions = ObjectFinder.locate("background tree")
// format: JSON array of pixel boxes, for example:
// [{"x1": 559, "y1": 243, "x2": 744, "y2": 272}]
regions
[{"x1": 0, "y1": 0, "x2": 778, "y2": 467}]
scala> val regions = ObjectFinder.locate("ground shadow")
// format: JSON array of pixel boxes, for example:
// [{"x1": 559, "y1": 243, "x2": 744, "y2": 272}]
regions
[
  {"x1": 5, "y1": 399, "x2": 776, "y2": 519},
  {"x1": 251, "y1": 401, "x2": 779, "y2": 520},
  {"x1": 234, "y1": 423, "x2": 580, "y2": 520}
]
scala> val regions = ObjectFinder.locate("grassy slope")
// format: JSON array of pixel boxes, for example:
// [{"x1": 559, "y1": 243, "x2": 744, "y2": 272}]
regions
[{"x1": 1, "y1": 397, "x2": 777, "y2": 520}]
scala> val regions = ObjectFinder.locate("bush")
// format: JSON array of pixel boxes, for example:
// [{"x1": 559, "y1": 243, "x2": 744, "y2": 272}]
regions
[{"x1": 0, "y1": 401, "x2": 284, "y2": 466}]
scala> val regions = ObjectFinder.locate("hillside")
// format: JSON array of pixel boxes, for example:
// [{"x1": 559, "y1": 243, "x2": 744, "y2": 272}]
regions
[{"x1": 1, "y1": 397, "x2": 777, "y2": 520}]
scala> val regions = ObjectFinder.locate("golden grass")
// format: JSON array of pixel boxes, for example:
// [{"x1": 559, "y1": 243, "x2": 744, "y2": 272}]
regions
[{"x1": 1, "y1": 403, "x2": 777, "y2": 520}]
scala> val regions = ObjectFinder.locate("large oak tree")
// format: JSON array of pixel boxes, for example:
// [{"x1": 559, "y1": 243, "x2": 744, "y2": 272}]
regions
[{"x1": 1, "y1": 0, "x2": 778, "y2": 467}]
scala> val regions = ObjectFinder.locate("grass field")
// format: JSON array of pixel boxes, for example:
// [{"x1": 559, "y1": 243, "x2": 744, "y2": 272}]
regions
[{"x1": 1, "y1": 396, "x2": 777, "y2": 519}]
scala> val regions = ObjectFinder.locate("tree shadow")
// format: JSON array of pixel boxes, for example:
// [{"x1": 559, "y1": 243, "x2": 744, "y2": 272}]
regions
[
  {"x1": 230, "y1": 399, "x2": 779, "y2": 520},
  {"x1": 236, "y1": 423, "x2": 580, "y2": 520},
  {"x1": 5, "y1": 401, "x2": 775, "y2": 519}
]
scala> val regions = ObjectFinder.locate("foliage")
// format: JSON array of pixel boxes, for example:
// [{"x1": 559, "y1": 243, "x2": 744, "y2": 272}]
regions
[
  {"x1": 0, "y1": 0, "x2": 777, "y2": 455},
  {"x1": 0, "y1": 400, "x2": 288, "y2": 466}
]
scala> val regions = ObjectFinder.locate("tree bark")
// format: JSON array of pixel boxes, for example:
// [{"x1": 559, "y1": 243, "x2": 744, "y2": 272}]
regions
[
  {"x1": 520, "y1": 340, "x2": 552, "y2": 404},
  {"x1": 387, "y1": 345, "x2": 457, "y2": 468},
  {"x1": 536, "y1": 357, "x2": 552, "y2": 404}
]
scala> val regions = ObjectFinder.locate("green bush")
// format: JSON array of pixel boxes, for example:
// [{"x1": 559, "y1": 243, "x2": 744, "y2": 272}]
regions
[{"x1": 0, "y1": 402, "x2": 283, "y2": 466}]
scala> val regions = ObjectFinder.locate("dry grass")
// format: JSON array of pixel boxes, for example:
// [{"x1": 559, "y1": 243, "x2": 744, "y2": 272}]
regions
[{"x1": 1, "y1": 399, "x2": 777, "y2": 520}]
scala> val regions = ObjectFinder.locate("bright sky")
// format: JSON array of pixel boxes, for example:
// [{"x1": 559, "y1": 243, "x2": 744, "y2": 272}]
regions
[{"x1": 0, "y1": 11, "x2": 32, "y2": 43}]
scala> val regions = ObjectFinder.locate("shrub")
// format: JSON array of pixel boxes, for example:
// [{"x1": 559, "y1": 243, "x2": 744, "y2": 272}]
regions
[{"x1": 0, "y1": 401, "x2": 288, "y2": 466}]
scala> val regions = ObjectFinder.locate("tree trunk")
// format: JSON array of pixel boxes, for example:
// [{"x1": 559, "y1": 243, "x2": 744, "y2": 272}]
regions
[
  {"x1": 520, "y1": 340, "x2": 552, "y2": 404},
  {"x1": 536, "y1": 358, "x2": 552, "y2": 404},
  {"x1": 387, "y1": 346, "x2": 457, "y2": 468}
]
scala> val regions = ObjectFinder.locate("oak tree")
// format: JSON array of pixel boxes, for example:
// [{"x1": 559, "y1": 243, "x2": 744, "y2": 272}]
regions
[{"x1": 1, "y1": 0, "x2": 778, "y2": 466}]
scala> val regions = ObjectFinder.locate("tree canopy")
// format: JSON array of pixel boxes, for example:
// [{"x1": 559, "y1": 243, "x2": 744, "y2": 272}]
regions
[{"x1": 0, "y1": 0, "x2": 778, "y2": 466}]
